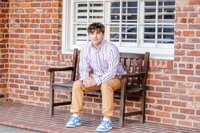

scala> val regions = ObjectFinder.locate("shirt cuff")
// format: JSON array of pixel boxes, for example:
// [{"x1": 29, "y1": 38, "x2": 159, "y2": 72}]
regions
[{"x1": 94, "y1": 77, "x2": 101, "y2": 86}]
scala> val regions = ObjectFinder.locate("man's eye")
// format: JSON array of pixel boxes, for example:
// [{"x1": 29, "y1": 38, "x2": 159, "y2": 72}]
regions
[{"x1": 90, "y1": 30, "x2": 94, "y2": 33}]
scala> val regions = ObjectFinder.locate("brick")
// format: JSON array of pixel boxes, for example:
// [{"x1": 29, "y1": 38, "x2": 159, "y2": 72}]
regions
[
  {"x1": 193, "y1": 123, "x2": 200, "y2": 129},
  {"x1": 178, "y1": 82, "x2": 193, "y2": 88},
  {"x1": 183, "y1": 44, "x2": 195, "y2": 50},
  {"x1": 189, "y1": 0, "x2": 200, "y2": 5},
  {"x1": 175, "y1": 12, "x2": 187, "y2": 17},
  {"x1": 164, "y1": 106, "x2": 178, "y2": 112},
  {"x1": 155, "y1": 74, "x2": 169, "y2": 80},
  {"x1": 147, "y1": 116, "x2": 161, "y2": 123},
  {"x1": 19, "y1": 94, "x2": 29, "y2": 100},
  {"x1": 179, "y1": 95, "x2": 194, "y2": 102},
  {"x1": 164, "y1": 69, "x2": 178, "y2": 74},
  {"x1": 197, "y1": 110, "x2": 200, "y2": 115},
  {"x1": 179, "y1": 121, "x2": 192, "y2": 127},
  {"x1": 188, "y1": 77, "x2": 200, "y2": 82},
  {"x1": 172, "y1": 101, "x2": 186, "y2": 107},
  {"x1": 146, "y1": 110, "x2": 155, "y2": 115},
  {"x1": 188, "y1": 38, "x2": 200, "y2": 43},
  {"x1": 36, "y1": 92, "x2": 45, "y2": 97},
  {"x1": 171, "y1": 75, "x2": 186, "y2": 81},
  {"x1": 194, "y1": 84, "x2": 200, "y2": 89},
  {"x1": 40, "y1": 97, "x2": 48, "y2": 102},
  {"x1": 156, "y1": 87, "x2": 170, "y2": 92},
  {"x1": 186, "y1": 64, "x2": 193, "y2": 69},
  {"x1": 149, "y1": 104, "x2": 163, "y2": 110},
  {"x1": 157, "y1": 99, "x2": 170, "y2": 105},
  {"x1": 148, "y1": 80, "x2": 162, "y2": 86},
  {"x1": 146, "y1": 98, "x2": 155, "y2": 104},
  {"x1": 172, "y1": 88, "x2": 186, "y2": 94},
  {"x1": 180, "y1": 18, "x2": 187, "y2": 23},
  {"x1": 189, "y1": 116, "x2": 200, "y2": 121},
  {"x1": 172, "y1": 114, "x2": 186, "y2": 119},
  {"x1": 163, "y1": 118, "x2": 177, "y2": 125},
  {"x1": 180, "y1": 108, "x2": 195, "y2": 114},
  {"x1": 156, "y1": 111, "x2": 170, "y2": 117},
  {"x1": 30, "y1": 24, "x2": 39, "y2": 28},
  {"x1": 163, "y1": 81, "x2": 176, "y2": 87},
  {"x1": 30, "y1": 86, "x2": 39, "y2": 91},
  {"x1": 148, "y1": 92, "x2": 162, "y2": 98},
  {"x1": 179, "y1": 69, "x2": 194, "y2": 75}
]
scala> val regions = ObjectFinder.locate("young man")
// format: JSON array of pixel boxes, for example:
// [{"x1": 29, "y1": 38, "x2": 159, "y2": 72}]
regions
[{"x1": 65, "y1": 22, "x2": 125, "y2": 132}]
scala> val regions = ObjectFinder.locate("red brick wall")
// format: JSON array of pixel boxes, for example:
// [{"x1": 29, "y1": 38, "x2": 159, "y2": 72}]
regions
[
  {"x1": 3, "y1": 0, "x2": 200, "y2": 129},
  {"x1": 7, "y1": 0, "x2": 72, "y2": 106},
  {"x1": 0, "y1": 1, "x2": 9, "y2": 97},
  {"x1": 146, "y1": 0, "x2": 200, "y2": 129}
]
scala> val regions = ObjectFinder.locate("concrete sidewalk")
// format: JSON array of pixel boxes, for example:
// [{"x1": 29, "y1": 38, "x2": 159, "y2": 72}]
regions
[{"x1": 0, "y1": 125, "x2": 41, "y2": 133}]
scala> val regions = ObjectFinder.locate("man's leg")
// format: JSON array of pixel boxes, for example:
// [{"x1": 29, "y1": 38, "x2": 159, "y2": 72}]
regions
[
  {"x1": 70, "y1": 80, "x2": 85, "y2": 115},
  {"x1": 96, "y1": 77, "x2": 121, "y2": 132},
  {"x1": 66, "y1": 80, "x2": 101, "y2": 128},
  {"x1": 66, "y1": 80, "x2": 84, "y2": 128},
  {"x1": 70, "y1": 80, "x2": 101, "y2": 115},
  {"x1": 101, "y1": 77, "x2": 121, "y2": 117}
]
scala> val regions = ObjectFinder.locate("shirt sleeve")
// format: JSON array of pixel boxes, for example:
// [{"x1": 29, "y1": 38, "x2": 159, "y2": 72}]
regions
[
  {"x1": 93, "y1": 47, "x2": 120, "y2": 85},
  {"x1": 79, "y1": 49, "x2": 90, "y2": 81}
]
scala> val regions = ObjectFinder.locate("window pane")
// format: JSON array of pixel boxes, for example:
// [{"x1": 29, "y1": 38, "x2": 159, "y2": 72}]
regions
[
  {"x1": 111, "y1": 2, "x2": 120, "y2": 7},
  {"x1": 143, "y1": 0, "x2": 175, "y2": 45},
  {"x1": 111, "y1": 2, "x2": 120, "y2": 23},
  {"x1": 75, "y1": 2, "x2": 104, "y2": 22},
  {"x1": 157, "y1": 0, "x2": 175, "y2": 44},
  {"x1": 121, "y1": 25, "x2": 137, "y2": 43},
  {"x1": 144, "y1": 1, "x2": 156, "y2": 23},
  {"x1": 110, "y1": 25, "x2": 120, "y2": 42},
  {"x1": 110, "y1": 1, "x2": 138, "y2": 43},
  {"x1": 158, "y1": 25, "x2": 174, "y2": 44}
]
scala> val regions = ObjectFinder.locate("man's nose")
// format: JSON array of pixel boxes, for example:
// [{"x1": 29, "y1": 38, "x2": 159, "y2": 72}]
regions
[{"x1": 94, "y1": 33, "x2": 98, "y2": 37}]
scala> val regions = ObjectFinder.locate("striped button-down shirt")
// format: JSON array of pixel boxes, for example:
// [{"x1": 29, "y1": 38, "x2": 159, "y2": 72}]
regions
[{"x1": 79, "y1": 40, "x2": 125, "y2": 85}]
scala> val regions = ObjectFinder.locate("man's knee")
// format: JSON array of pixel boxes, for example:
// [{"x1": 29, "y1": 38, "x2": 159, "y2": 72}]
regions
[
  {"x1": 73, "y1": 80, "x2": 82, "y2": 89},
  {"x1": 101, "y1": 82, "x2": 112, "y2": 92}
]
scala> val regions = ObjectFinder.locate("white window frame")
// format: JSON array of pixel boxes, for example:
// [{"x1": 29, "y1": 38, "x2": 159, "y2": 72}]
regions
[{"x1": 62, "y1": 0, "x2": 175, "y2": 59}]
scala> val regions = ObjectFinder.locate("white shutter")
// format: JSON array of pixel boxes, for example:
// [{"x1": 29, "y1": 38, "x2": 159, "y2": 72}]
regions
[{"x1": 73, "y1": 1, "x2": 104, "y2": 45}]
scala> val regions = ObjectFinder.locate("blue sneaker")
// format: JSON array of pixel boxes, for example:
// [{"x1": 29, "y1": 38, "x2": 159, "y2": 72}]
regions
[
  {"x1": 96, "y1": 119, "x2": 112, "y2": 132},
  {"x1": 65, "y1": 115, "x2": 81, "y2": 128}
]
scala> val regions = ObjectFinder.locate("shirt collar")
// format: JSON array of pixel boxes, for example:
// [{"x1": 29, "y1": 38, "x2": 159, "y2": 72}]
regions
[{"x1": 89, "y1": 40, "x2": 106, "y2": 52}]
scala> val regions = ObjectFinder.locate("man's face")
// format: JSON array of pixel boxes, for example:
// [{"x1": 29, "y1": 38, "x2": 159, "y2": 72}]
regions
[{"x1": 88, "y1": 30, "x2": 104, "y2": 46}]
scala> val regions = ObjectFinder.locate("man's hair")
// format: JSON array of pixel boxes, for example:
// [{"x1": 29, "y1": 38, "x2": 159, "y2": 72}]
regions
[{"x1": 87, "y1": 22, "x2": 105, "y2": 34}]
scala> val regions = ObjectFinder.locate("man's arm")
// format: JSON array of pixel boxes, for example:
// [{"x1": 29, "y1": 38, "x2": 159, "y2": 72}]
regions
[{"x1": 79, "y1": 50, "x2": 90, "y2": 81}]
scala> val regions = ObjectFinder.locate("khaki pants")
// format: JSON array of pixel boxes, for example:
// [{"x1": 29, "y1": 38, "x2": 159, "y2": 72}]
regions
[{"x1": 70, "y1": 77, "x2": 121, "y2": 117}]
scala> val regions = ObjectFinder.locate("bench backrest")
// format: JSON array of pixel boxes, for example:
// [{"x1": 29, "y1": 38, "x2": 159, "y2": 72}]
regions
[
  {"x1": 70, "y1": 49, "x2": 149, "y2": 88},
  {"x1": 120, "y1": 52, "x2": 149, "y2": 91}
]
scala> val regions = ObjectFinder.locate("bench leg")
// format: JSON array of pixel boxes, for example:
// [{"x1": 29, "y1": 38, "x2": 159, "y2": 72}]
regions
[
  {"x1": 140, "y1": 91, "x2": 145, "y2": 123},
  {"x1": 119, "y1": 105, "x2": 125, "y2": 126},
  {"x1": 49, "y1": 89, "x2": 54, "y2": 116},
  {"x1": 119, "y1": 81, "x2": 126, "y2": 126}
]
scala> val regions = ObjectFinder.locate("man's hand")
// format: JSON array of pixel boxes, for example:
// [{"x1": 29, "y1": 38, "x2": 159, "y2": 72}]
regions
[{"x1": 82, "y1": 77, "x2": 97, "y2": 87}]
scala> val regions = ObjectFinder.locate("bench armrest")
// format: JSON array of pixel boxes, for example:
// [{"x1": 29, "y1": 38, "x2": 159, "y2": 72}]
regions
[
  {"x1": 47, "y1": 66, "x2": 75, "y2": 72},
  {"x1": 120, "y1": 72, "x2": 146, "y2": 79}
]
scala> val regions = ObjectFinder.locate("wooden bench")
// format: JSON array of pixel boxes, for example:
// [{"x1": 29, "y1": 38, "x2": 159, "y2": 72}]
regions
[{"x1": 47, "y1": 48, "x2": 150, "y2": 126}]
